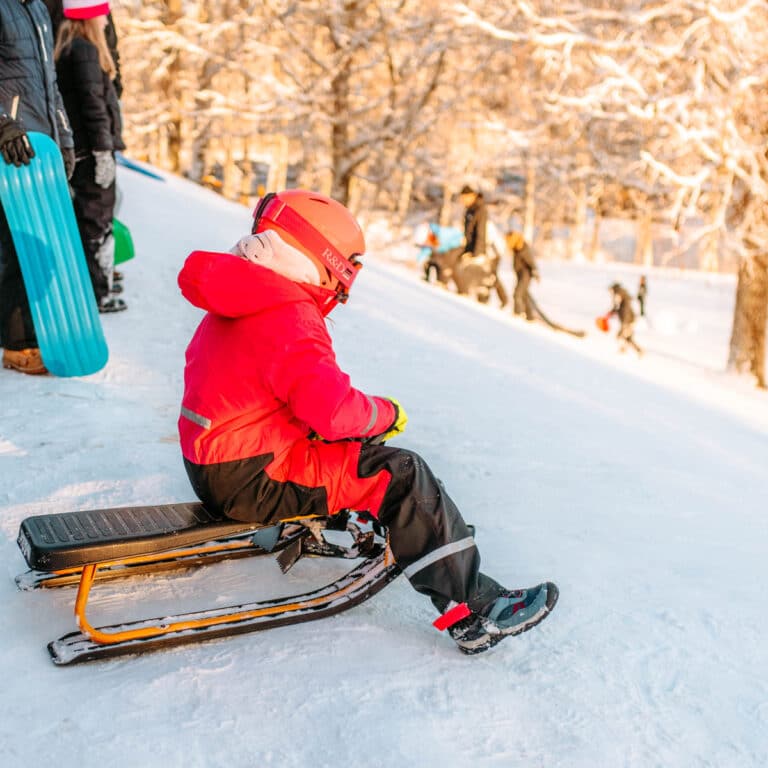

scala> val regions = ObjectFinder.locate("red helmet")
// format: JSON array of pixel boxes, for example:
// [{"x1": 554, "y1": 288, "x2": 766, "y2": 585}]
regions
[{"x1": 251, "y1": 190, "x2": 365, "y2": 302}]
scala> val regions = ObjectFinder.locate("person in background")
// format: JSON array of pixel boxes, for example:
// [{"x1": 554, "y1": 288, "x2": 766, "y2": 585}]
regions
[
  {"x1": 415, "y1": 222, "x2": 464, "y2": 284},
  {"x1": 178, "y1": 189, "x2": 558, "y2": 655},
  {"x1": 46, "y1": 0, "x2": 126, "y2": 284},
  {"x1": 0, "y1": 0, "x2": 75, "y2": 374},
  {"x1": 485, "y1": 218, "x2": 510, "y2": 307},
  {"x1": 459, "y1": 184, "x2": 487, "y2": 261},
  {"x1": 637, "y1": 275, "x2": 647, "y2": 317},
  {"x1": 506, "y1": 230, "x2": 539, "y2": 321},
  {"x1": 454, "y1": 185, "x2": 507, "y2": 306},
  {"x1": 609, "y1": 282, "x2": 643, "y2": 356},
  {"x1": 44, "y1": 0, "x2": 122, "y2": 98},
  {"x1": 54, "y1": 0, "x2": 127, "y2": 313}
]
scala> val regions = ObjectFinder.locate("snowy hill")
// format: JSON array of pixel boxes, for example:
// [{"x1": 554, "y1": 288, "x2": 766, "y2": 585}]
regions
[{"x1": 1, "y1": 165, "x2": 766, "y2": 768}]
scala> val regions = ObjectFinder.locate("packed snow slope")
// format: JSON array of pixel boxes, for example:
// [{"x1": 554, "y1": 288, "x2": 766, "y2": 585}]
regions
[{"x1": 1, "y1": 165, "x2": 766, "y2": 768}]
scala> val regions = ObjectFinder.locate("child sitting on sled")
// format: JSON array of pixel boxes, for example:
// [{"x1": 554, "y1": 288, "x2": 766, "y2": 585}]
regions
[{"x1": 177, "y1": 190, "x2": 558, "y2": 654}]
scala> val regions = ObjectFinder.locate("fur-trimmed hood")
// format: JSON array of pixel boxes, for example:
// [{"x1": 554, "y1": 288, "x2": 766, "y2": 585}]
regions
[{"x1": 178, "y1": 247, "x2": 339, "y2": 319}]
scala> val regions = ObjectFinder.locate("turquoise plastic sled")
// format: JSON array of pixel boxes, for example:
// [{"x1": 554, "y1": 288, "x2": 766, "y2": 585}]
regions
[{"x1": 0, "y1": 132, "x2": 108, "y2": 376}]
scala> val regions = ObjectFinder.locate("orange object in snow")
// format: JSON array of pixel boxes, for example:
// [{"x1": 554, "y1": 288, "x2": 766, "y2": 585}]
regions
[{"x1": 595, "y1": 315, "x2": 611, "y2": 332}]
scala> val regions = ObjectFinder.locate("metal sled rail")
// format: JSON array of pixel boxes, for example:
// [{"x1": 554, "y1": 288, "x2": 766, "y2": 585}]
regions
[
  {"x1": 15, "y1": 502, "x2": 399, "y2": 665},
  {"x1": 528, "y1": 294, "x2": 586, "y2": 338},
  {"x1": 50, "y1": 548, "x2": 398, "y2": 665}
]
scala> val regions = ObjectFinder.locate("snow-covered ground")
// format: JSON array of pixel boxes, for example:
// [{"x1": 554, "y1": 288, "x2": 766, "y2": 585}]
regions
[{"x1": 1, "y1": 166, "x2": 766, "y2": 768}]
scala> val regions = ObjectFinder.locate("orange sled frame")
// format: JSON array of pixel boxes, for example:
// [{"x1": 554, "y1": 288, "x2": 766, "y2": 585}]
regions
[{"x1": 16, "y1": 503, "x2": 398, "y2": 664}]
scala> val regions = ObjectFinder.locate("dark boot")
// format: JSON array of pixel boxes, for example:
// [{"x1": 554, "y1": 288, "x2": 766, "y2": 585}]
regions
[
  {"x1": 98, "y1": 296, "x2": 127, "y2": 313},
  {"x1": 448, "y1": 582, "x2": 559, "y2": 655}
]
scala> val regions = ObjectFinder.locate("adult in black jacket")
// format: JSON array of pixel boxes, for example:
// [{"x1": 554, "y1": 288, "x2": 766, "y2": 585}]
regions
[
  {"x1": 462, "y1": 185, "x2": 487, "y2": 258},
  {"x1": 453, "y1": 185, "x2": 507, "y2": 306},
  {"x1": 507, "y1": 230, "x2": 539, "y2": 320},
  {"x1": 55, "y1": 1, "x2": 126, "y2": 312},
  {"x1": 0, "y1": 0, "x2": 75, "y2": 374}
]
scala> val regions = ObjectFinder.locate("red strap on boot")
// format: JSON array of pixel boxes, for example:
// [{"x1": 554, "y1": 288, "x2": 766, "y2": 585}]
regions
[{"x1": 433, "y1": 602, "x2": 471, "y2": 631}]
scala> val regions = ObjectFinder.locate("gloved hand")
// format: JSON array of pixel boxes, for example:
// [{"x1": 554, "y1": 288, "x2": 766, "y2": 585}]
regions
[
  {"x1": 309, "y1": 398, "x2": 408, "y2": 445},
  {"x1": 93, "y1": 150, "x2": 116, "y2": 188},
  {"x1": 365, "y1": 398, "x2": 408, "y2": 444},
  {"x1": 0, "y1": 115, "x2": 35, "y2": 167},
  {"x1": 62, "y1": 147, "x2": 75, "y2": 180}
]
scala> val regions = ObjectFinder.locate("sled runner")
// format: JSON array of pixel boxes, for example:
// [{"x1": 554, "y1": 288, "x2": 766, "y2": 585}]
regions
[
  {"x1": 16, "y1": 503, "x2": 399, "y2": 665},
  {"x1": 0, "y1": 132, "x2": 108, "y2": 376},
  {"x1": 528, "y1": 293, "x2": 586, "y2": 338}
]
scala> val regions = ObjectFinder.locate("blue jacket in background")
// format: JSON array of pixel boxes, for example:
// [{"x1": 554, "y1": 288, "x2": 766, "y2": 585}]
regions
[{"x1": 416, "y1": 223, "x2": 464, "y2": 263}]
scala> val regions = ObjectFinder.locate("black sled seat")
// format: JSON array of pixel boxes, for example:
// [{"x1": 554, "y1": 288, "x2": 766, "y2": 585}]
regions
[{"x1": 17, "y1": 502, "x2": 263, "y2": 571}]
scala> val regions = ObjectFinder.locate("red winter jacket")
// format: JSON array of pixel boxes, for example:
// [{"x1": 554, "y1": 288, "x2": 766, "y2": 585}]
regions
[{"x1": 178, "y1": 250, "x2": 397, "y2": 473}]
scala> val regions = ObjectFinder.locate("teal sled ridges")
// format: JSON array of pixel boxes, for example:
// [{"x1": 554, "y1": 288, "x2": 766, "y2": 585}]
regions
[{"x1": 0, "y1": 132, "x2": 108, "y2": 376}]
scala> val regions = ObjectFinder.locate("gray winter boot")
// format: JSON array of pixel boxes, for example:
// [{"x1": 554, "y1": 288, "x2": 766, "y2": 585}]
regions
[{"x1": 448, "y1": 582, "x2": 559, "y2": 655}]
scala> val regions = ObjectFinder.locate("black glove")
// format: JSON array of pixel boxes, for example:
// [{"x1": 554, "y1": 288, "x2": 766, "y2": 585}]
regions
[
  {"x1": 0, "y1": 115, "x2": 35, "y2": 167},
  {"x1": 62, "y1": 147, "x2": 75, "y2": 180}
]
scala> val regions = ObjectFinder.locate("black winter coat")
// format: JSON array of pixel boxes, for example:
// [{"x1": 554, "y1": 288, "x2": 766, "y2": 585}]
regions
[
  {"x1": 0, "y1": 0, "x2": 73, "y2": 149},
  {"x1": 55, "y1": 37, "x2": 125, "y2": 159},
  {"x1": 463, "y1": 195, "x2": 488, "y2": 256},
  {"x1": 43, "y1": 2, "x2": 123, "y2": 98}
]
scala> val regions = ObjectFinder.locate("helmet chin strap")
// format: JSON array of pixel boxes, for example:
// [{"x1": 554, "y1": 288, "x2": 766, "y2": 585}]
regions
[{"x1": 252, "y1": 194, "x2": 362, "y2": 302}]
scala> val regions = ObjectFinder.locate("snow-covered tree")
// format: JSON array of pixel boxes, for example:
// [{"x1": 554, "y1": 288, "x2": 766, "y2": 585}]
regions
[
  {"x1": 258, "y1": 0, "x2": 457, "y2": 207},
  {"x1": 112, "y1": 0, "x2": 767, "y2": 385},
  {"x1": 452, "y1": 0, "x2": 768, "y2": 385},
  {"x1": 115, "y1": 1, "x2": 459, "y2": 208}
]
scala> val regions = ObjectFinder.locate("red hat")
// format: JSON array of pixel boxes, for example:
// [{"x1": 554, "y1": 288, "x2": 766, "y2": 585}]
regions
[{"x1": 63, "y1": 0, "x2": 110, "y2": 20}]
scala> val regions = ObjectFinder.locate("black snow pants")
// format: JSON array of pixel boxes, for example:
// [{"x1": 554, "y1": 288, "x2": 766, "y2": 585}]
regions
[
  {"x1": 0, "y1": 203, "x2": 37, "y2": 350},
  {"x1": 358, "y1": 444, "x2": 505, "y2": 614},
  {"x1": 184, "y1": 443, "x2": 506, "y2": 617},
  {"x1": 70, "y1": 155, "x2": 116, "y2": 303}
]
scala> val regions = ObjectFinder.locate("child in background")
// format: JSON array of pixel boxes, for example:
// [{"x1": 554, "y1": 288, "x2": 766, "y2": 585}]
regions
[
  {"x1": 506, "y1": 230, "x2": 539, "y2": 320},
  {"x1": 415, "y1": 222, "x2": 464, "y2": 284},
  {"x1": 54, "y1": 0, "x2": 126, "y2": 313},
  {"x1": 637, "y1": 275, "x2": 648, "y2": 317},
  {"x1": 609, "y1": 282, "x2": 643, "y2": 356}
]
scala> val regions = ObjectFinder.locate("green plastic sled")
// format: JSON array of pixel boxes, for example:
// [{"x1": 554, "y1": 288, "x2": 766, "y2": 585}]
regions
[{"x1": 113, "y1": 218, "x2": 135, "y2": 265}]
